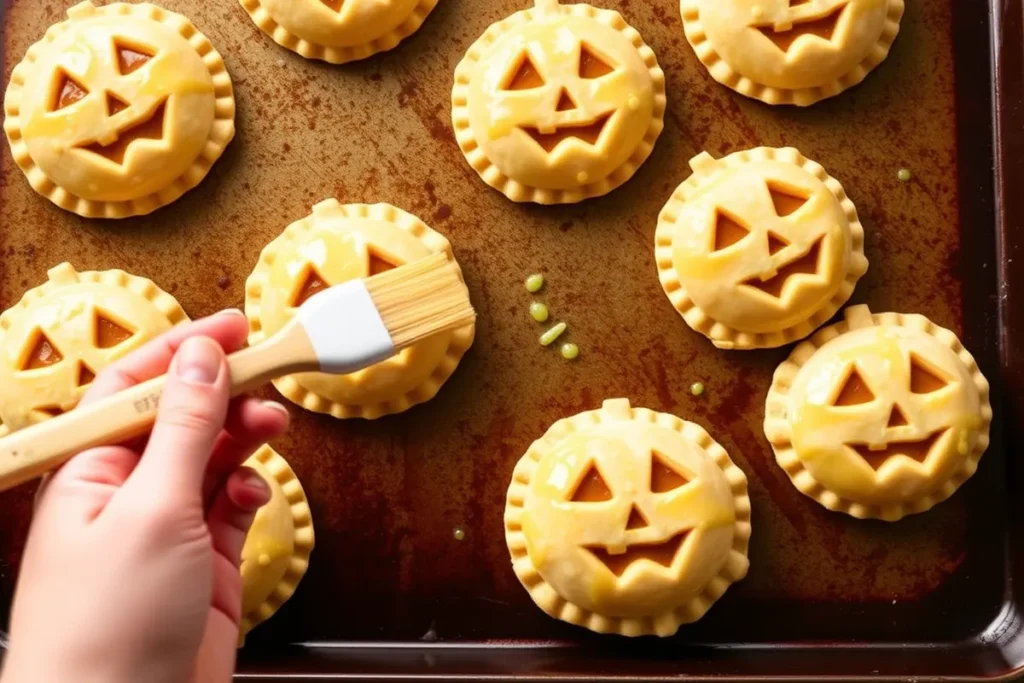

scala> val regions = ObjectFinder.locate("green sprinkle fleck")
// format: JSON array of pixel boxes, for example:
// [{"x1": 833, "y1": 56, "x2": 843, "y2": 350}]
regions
[
  {"x1": 560, "y1": 343, "x2": 580, "y2": 360},
  {"x1": 691, "y1": 382, "x2": 705, "y2": 397},
  {"x1": 897, "y1": 168, "x2": 912, "y2": 183},
  {"x1": 540, "y1": 322, "x2": 567, "y2": 346},
  {"x1": 530, "y1": 302, "x2": 550, "y2": 323},
  {"x1": 453, "y1": 527, "x2": 467, "y2": 541},
  {"x1": 525, "y1": 274, "x2": 545, "y2": 293}
]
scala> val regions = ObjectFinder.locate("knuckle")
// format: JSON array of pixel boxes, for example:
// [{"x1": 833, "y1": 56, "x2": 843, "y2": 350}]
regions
[{"x1": 160, "y1": 401, "x2": 220, "y2": 434}]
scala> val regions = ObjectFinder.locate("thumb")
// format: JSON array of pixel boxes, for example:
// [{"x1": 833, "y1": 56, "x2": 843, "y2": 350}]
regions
[{"x1": 125, "y1": 336, "x2": 230, "y2": 506}]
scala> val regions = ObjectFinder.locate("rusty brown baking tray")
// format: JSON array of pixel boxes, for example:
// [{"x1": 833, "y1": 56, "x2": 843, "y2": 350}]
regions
[{"x1": 1, "y1": 0, "x2": 1022, "y2": 680}]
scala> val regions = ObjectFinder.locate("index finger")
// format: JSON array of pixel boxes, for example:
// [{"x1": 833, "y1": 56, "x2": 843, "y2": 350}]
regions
[{"x1": 80, "y1": 309, "x2": 250, "y2": 406}]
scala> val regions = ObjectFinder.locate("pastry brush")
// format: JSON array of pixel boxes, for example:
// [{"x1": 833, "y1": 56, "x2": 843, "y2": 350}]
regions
[{"x1": 0, "y1": 253, "x2": 475, "y2": 492}]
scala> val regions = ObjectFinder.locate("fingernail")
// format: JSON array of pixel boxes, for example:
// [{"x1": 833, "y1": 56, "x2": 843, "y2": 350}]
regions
[
  {"x1": 175, "y1": 337, "x2": 222, "y2": 385},
  {"x1": 262, "y1": 400, "x2": 290, "y2": 417},
  {"x1": 215, "y1": 309, "x2": 245, "y2": 320},
  {"x1": 241, "y1": 469, "x2": 271, "y2": 507}
]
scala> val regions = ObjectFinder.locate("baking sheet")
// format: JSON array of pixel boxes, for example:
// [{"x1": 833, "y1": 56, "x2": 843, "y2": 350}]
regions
[{"x1": 2, "y1": 0, "x2": 1022, "y2": 679}]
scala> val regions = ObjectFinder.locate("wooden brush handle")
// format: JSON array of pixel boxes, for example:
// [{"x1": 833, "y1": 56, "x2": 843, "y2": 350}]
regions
[{"x1": 0, "y1": 322, "x2": 317, "y2": 493}]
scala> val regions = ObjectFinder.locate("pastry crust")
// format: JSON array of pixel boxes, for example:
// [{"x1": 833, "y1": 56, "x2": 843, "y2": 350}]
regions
[
  {"x1": 765, "y1": 305, "x2": 993, "y2": 521},
  {"x1": 681, "y1": 0, "x2": 904, "y2": 106},
  {"x1": 245, "y1": 199, "x2": 475, "y2": 419},
  {"x1": 238, "y1": 0, "x2": 438, "y2": 64},
  {"x1": 655, "y1": 147, "x2": 867, "y2": 350},
  {"x1": 0, "y1": 262, "x2": 186, "y2": 433},
  {"x1": 505, "y1": 398, "x2": 751, "y2": 637},
  {"x1": 452, "y1": 0, "x2": 666, "y2": 204},
  {"x1": 239, "y1": 445, "x2": 315, "y2": 642},
  {"x1": 3, "y1": 1, "x2": 235, "y2": 218}
]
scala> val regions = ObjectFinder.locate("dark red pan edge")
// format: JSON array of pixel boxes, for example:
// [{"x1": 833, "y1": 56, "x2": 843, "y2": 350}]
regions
[{"x1": 1, "y1": 0, "x2": 1022, "y2": 680}]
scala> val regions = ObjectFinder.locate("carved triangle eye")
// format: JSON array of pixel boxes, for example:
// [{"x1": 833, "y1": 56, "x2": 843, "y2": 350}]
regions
[
  {"x1": 95, "y1": 312, "x2": 134, "y2": 349},
  {"x1": 503, "y1": 53, "x2": 545, "y2": 90},
  {"x1": 114, "y1": 39, "x2": 155, "y2": 75},
  {"x1": 650, "y1": 451, "x2": 690, "y2": 493},
  {"x1": 909, "y1": 355, "x2": 950, "y2": 394},
  {"x1": 713, "y1": 209, "x2": 751, "y2": 252},
  {"x1": 51, "y1": 69, "x2": 90, "y2": 112},
  {"x1": 833, "y1": 367, "x2": 876, "y2": 406},
  {"x1": 569, "y1": 462, "x2": 613, "y2": 502},
  {"x1": 368, "y1": 251, "x2": 399, "y2": 276},
  {"x1": 767, "y1": 182, "x2": 810, "y2": 217},
  {"x1": 578, "y1": 45, "x2": 614, "y2": 79},
  {"x1": 21, "y1": 330, "x2": 64, "y2": 370}
]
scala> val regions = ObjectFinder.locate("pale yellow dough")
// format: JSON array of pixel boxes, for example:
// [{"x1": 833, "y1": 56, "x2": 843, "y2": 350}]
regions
[
  {"x1": 238, "y1": 0, "x2": 438, "y2": 64},
  {"x1": 681, "y1": 0, "x2": 904, "y2": 106},
  {"x1": 3, "y1": 1, "x2": 235, "y2": 218},
  {"x1": 655, "y1": 147, "x2": 867, "y2": 350},
  {"x1": 765, "y1": 305, "x2": 993, "y2": 521},
  {"x1": 239, "y1": 445, "x2": 315, "y2": 642},
  {"x1": 0, "y1": 263, "x2": 186, "y2": 434},
  {"x1": 505, "y1": 398, "x2": 751, "y2": 637},
  {"x1": 245, "y1": 199, "x2": 475, "y2": 420},
  {"x1": 452, "y1": 0, "x2": 666, "y2": 204}
]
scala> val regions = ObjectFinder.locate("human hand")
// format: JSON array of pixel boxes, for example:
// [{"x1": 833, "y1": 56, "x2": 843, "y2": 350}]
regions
[{"x1": 0, "y1": 310, "x2": 289, "y2": 683}]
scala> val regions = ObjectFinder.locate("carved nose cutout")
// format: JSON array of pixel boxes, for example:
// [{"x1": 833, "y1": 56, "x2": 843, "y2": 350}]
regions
[
  {"x1": 504, "y1": 54, "x2": 545, "y2": 91},
  {"x1": 21, "y1": 331, "x2": 63, "y2": 370},
  {"x1": 51, "y1": 70, "x2": 90, "y2": 112},
  {"x1": 910, "y1": 355, "x2": 949, "y2": 394},
  {"x1": 569, "y1": 462, "x2": 613, "y2": 502},
  {"x1": 78, "y1": 362, "x2": 97, "y2": 387},
  {"x1": 579, "y1": 45, "x2": 614, "y2": 79},
  {"x1": 293, "y1": 266, "x2": 330, "y2": 308},
  {"x1": 887, "y1": 405, "x2": 909, "y2": 427},
  {"x1": 833, "y1": 367, "x2": 875, "y2": 406},
  {"x1": 756, "y1": 3, "x2": 848, "y2": 53},
  {"x1": 106, "y1": 92, "x2": 131, "y2": 116},
  {"x1": 556, "y1": 89, "x2": 577, "y2": 112},
  {"x1": 586, "y1": 531, "x2": 691, "y2": 576},
  {"x1": 114, "y1": 40, "x2": 154, "y2": 75},
  {"x1": 320, "y1": 0, "x2": 345, "y2": 11},
  {"x1": 625, "y1": 505, "x2": 648, "y2": 530},
  {"x1": 767, "y1": 231, "x2": 790, "y2": 255},
  {"x1": 713, "y1": 210, "x2": 751, "y2": 251}
]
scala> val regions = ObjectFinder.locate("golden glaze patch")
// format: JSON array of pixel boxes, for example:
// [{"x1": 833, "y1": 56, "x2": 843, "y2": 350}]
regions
[
  {"x1": 505, "y1": 398, "x2": 750, "y2": 636},
  {"x1": 3, "y1": 1, "x2": 235, "y2": 217},
  {"x1": 655, "y1": 147, "x2": 867, "y2": 350},
  {"x1": 0, "y1": 263, "x2": 186, "y2": 433},
  {"x1": 681, "y1": 0, "x2": 904, "y2": 106},
  {"x1": 452, "y1": 0, "x2": 666, "y2": 204},
  {"x1": 765, "y1": 305, "x2": 992, "y2": 521},
  {"x1": 238, "y1": 0, "x2": 437, "y2": 64},
  {"x1": 245, "y1": 199, "x2": 475, "y2": 419}
]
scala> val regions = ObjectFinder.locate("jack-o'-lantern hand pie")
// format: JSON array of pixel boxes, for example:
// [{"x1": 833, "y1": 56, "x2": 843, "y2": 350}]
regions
[
  {"x1": 505, "y1": 399, "x2": 751, "y2": 637},
  {"x1": 681, "y1": 0, "x2": 905, "y2": 106},
  {"x1": 246, "y1": 199, "x2": 475, "y2": 419},
  {"x1": 238, "y1": 0, "x2": 438, "y2": 64},
  {"x1": 452, "y1": 0, "x2": 666, "y2": 204},
  {"x1": 656, "y1": 147, "x2": 868, "y2": 350},
  {"x1": 766, "y1": 305, "x2": 993, "y2": 522},
  {"x1": 0, "y1": 263, "x2": 187, "y2": 437},
  {"x1": 3, "y1": 1, "x2": 235, "y2": 218}
]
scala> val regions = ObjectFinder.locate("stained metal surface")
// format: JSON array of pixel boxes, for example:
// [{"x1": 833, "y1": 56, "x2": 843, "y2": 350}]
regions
[{"x1": 1, "y1": 0, "x2": 1021, "y2": 679}]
